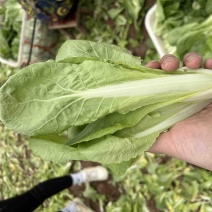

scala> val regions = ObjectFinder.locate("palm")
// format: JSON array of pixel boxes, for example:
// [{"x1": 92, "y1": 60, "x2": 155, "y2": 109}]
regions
[
  {"x1": 149, "y1": 103, "x2": 212, "y2": 171},
  {"x1": 147, "y1": 53, "x2": 212, "y2": 171}
]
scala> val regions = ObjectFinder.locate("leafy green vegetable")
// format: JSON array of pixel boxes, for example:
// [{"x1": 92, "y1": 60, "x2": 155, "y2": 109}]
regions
[
  {"x1": 1, "y1": 40, "x2": 212, "y2": 174},
  {"x1": 0, "y1": 0, "x2": 23, "y2": 60},
  {"x1": 56, "y1": 40, "x2": 140, "y2": 65},
  {"x1": 69, "y1": 0, "x2": 147, "y2": 49},
  {"x1": 154, "y1": 0, "x2": 212, "y2": 59},
  {"x1": 123, "y1": 0, "x2": 144, "y2": 30}
]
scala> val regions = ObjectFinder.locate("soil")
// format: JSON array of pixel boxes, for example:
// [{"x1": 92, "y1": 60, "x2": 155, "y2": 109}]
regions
[
  {"x1": 69, "y1": 157, "x2": 161, "y2": 212},
  {"x1": 69, "y1": 161, "x2": 124, "y2": 212}
]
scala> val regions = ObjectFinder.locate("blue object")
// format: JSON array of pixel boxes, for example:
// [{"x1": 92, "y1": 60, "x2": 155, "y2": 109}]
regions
[{"x1": 18, "y1": 0, "x2": 78, "y2": 22}]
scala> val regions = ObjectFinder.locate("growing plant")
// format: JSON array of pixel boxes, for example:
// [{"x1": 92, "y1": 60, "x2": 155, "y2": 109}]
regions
[{"x1": 0, "y1": 0, "x2": 23, "y2": 59}]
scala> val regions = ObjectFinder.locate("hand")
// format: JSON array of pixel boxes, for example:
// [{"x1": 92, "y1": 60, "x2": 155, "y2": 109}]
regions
[
  {"x1": 146, "y1": 53, "x2": 212, "y2": 171},
  {"x1": 146, "y1": 52, "x2": 212, "y2": 71}
]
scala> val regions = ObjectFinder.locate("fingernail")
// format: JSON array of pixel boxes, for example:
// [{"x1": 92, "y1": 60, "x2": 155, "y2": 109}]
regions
[
  {"x1": 161, "y1": 55, "x2": 179, "y2": 71},
  {"x1": 162, "y1": 57, "x2": 177, "y2": 64},
  {"x1": 204, "y1": 58, "x2": 212, "y2": 69},
  {"x1": 146, "y1": 61, "x2": 161, "y2": 69},
  {"x1": 186, "y1": 54, "x2": 201, "y2": 62}
]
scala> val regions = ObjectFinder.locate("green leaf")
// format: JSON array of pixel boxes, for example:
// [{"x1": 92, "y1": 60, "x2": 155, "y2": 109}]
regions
[
  {"x1": 29, "y1": 132, "x2": 160, "y2": 164},
  {"x1": 29, "y1": 135, "x2": 84, "y2": 163},
  {"x1": 105, "y1": 158, "x2": 136, "y2": 176},
  {"x1": 116, "y1": 100, "x2": 210, "y2": 138},
  {"x1": 4, "y1": 0, "x2": 23, "y2": 28},
  {"x1": 155, "y1": 1, "x2": 212, "y2": 60},
  {"x1": 206, "y1": 0, "x2": 212, "y2": 14},
  {"x1": 1, "y1": 58, "x2": 212, "y2": 136},
  {"x1": 67, "y1": 97, "x2": 191, "y2": 145},
  {"x1": 56, "y1": 40, "x2": 140, "y2": 65},
  {"x1": 107, "y1": 8, "x2": 123, "y2": 19},
  {"x1": 0, "y1": 0, "x2": 23, "y2": 59},
  {"x1": 123, "y1": 0, "x2": 143, "y2": 29},
  {"x1": 0, "y1": 59, "x2": 156, "y2": 136},
  {"x1": 116, "y1": 15, "x2": 127, "y2": 26},
  {"x1": 29, "y1": 99, "x2": 210, "y2": 165},
  {"x1": 0, "y1": 30, "x2": 11, "y2": 58}
]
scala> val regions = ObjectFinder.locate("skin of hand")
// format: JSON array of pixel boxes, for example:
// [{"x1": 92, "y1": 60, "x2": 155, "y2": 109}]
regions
[{"x1": 146, "y1": 53, "x2": 212, "y2": 171}]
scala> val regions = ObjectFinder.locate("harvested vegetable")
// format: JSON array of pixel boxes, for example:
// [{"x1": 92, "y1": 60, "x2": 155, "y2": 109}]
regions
[
  {"x1": 0, "y1": 40, "x2": 212, "y2": 174},
  {"x1": 154, "y1": 0, "x2": 212, "y2": 60},
  {"x1": 0, "y1": 0, "x2": 23, "y2": 60}
]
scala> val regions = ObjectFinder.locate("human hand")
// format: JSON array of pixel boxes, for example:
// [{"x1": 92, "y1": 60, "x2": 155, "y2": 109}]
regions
[{"x1": 147, "y1": 53, "x2": 212, "y2": 171}]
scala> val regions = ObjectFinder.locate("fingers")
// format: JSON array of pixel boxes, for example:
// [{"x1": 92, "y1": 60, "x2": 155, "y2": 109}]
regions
[
  {"x1": 145, "y1": 54, "x2": 180, "y2": 72},
  {"x1": 204, "y1": 59, "x2": 212, "y2": 69},
  {"x1": 160, "y1": 54, "x2": 180, "y2": 72},
  {"x1": 146, "y1": 52, "x2": 212, "y2": 71},
  {"x1": 145, "y1": 60, "x2": 161, "y2": 69},
  {"x1": 183, "y1": 52, "x2": 203, "y2": 69}
]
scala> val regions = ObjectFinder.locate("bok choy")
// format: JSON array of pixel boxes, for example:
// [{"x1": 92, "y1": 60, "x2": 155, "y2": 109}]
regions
[{"x1": 0, "y1": 40, "x2": 212, "y2": 174}]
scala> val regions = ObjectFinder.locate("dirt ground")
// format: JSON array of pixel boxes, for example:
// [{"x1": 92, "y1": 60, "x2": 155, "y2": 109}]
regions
[{"x1": 70, "y1": 161, "x2": 124, "y2": 212}]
